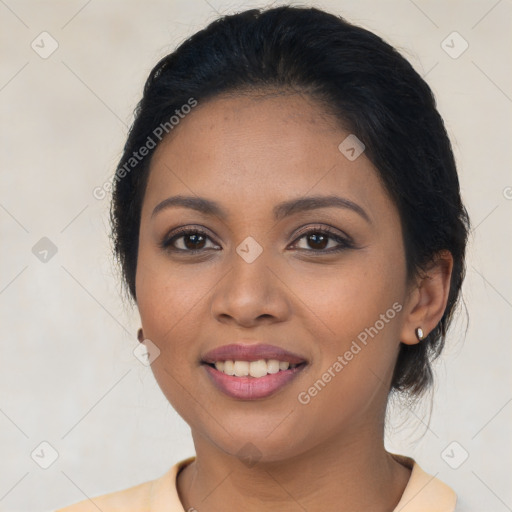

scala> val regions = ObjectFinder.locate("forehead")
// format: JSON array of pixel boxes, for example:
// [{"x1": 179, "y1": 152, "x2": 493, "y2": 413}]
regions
[{"x1": 143, "y1": 93, "x2": 391, "y2": 224}]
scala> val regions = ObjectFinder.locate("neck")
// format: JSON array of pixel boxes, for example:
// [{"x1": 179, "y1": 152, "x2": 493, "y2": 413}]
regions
[{"x1": 177, "y1": 420, "x2": 411, "y2": 512}]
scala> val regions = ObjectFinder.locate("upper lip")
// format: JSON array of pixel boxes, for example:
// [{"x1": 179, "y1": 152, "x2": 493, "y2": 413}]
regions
[{"x1": 201, "y1": 343, "x2": 307, "y2": 365}]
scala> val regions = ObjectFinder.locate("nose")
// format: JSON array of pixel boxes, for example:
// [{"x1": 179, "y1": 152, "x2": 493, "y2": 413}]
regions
[{"x1": 210, "y1": 247, "x2": 291, "y2": 328}]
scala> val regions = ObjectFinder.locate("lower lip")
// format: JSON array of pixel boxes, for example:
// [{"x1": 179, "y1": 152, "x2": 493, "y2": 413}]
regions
[{"x1": 203, "y1": 364, "x2": 306, "y2": 400}]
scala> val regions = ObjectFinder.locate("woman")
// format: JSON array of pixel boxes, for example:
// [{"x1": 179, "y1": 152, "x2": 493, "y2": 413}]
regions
[{"x1": 57, "y1": 5, "x2": 469, "y2": 511}]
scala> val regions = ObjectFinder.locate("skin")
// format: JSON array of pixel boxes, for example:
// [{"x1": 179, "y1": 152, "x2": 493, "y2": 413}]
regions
[{"x1": 135, "y1": 91, "x2": 453, "y2": 511}]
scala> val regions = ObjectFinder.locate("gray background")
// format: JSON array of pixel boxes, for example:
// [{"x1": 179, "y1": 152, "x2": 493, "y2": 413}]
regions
[{"x1": 0, "y1": 1, "x2": 511, "y2": 511}]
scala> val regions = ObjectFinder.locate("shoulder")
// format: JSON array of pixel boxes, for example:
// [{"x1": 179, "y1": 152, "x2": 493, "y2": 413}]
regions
[
  {"x1": 391, "y1": 454, "x2": 457, "y2": 512},
  {"x1": 55, "y1": 457, "x2": 195, "y2": 512},
  {"x1": 55, "y1": 477, "x2": 156, "y2": 512}
]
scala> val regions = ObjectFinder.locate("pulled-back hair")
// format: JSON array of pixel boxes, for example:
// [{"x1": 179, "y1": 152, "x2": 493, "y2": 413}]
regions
[{"x1": 110, "y1": 5, "x2": 470, "y2": 397}]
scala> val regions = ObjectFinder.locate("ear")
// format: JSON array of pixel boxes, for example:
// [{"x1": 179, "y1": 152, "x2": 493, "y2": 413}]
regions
[
  {"x1": 137, "y1": 328, "x2": 145, "y2": 343},
  {"x1": 399, "y1": 250, "x2": 454, "y2": 346}
]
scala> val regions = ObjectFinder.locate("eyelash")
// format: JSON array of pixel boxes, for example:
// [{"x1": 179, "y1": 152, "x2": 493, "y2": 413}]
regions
[{"x1": 160, "y1": 225, "x2": 354, "y2": 255}]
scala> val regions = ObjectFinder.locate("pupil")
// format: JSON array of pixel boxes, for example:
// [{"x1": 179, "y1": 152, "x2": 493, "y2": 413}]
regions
[
  {"x1": 309, "y1": 233, "x2": 327, "y2": 250},
  {"x1": 185, "y1": 234, "x2": 205, "y2": 250}
]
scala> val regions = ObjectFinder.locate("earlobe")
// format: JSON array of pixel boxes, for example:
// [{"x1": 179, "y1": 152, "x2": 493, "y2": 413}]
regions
[{"x1": 400, "y1": 250, "x2": 454, "y2": 346}]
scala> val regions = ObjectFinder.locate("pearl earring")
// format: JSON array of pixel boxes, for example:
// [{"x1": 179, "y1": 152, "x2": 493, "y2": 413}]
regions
[{"x1": 415, "y1": 327, "x2": 424, "y2": 341}]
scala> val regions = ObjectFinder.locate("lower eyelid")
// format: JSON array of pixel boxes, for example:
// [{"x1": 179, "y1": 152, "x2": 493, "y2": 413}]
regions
[{"x1": 162, "y1": 231, "x2": 352, "y2": 253}]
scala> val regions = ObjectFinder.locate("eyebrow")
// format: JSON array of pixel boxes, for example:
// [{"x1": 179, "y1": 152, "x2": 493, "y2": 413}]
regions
[{"x1": 151, "y1": 194, "x2": 371, "y2": 224}]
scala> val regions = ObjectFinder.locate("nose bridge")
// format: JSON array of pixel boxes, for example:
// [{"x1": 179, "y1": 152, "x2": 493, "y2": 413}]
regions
[
  {"x1": 233, "y1": 237, "x2": 272, "y2": 285},
  {"x1": 227, "y1": 237, "x2": 275, "y2": 300},
  {"x1": 210, "y1": 237, "x2": 289, "y2": 325}
]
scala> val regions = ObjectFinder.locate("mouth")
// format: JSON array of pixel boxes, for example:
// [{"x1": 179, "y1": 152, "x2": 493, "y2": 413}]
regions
[
  {"x1": 202, "y1": 359, "x2": 306, "y2": 377},
  {"x1": 200, "y1": 343, "x2": 308, "y2": 400}
]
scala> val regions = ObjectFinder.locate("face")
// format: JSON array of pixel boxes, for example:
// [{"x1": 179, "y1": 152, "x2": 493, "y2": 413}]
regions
[{"x1": 135, "y1": 92, "x2": 411, "y2": 462}]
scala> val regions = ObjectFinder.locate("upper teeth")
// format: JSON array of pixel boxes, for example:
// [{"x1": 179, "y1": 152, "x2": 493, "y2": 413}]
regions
[{"x1": 213, "y1": 360, "x2": 298, "y2": 377}]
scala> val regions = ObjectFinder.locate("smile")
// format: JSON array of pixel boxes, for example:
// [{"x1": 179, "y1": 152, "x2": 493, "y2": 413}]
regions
[{"x1": 201, "y1": 342, "x2": 308, "y2": 399}]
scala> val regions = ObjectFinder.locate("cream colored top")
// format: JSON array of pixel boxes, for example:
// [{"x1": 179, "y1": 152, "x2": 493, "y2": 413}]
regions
[{"x1": 55, "y1": 454, "x2": 457, "y2": 511}]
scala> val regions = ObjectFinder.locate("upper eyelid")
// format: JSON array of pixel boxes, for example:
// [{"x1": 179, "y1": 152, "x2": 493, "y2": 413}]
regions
[
  {"x1": 293, "y1": 224, "x2": 350, "y2": 241},
  {"x1": 163, "y1": 224, "x2": 352, "y2": 249}
]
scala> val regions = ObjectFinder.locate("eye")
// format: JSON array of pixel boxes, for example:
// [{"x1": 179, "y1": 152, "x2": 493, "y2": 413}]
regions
[
  {"x1": 160, "y1": 225, "x2": 354, "y2": 254},
  {"x1": 291, "y1": 226, "x2": 354, "y2": 253},
  {"x1": 160, "y1": 227, "x2": 220, "y2": 253}
]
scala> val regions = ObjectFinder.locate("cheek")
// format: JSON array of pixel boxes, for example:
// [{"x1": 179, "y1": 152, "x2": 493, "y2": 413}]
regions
[
  {"x1": 287, "y1": 247, "x2": 405, "y2": 339},
  {"x1": 135, "y1": 240, "x2": 212, "y2": 337},
  {"x1": 135, "y1": 254, "x2": 210, "y2": 423},
  {"x1": 291, "y1": 267, "x2": 404, "y2": 434},
  {"x1": 135, "y1": 251, "x2": 202, "y2": 382},
  {"x1": 287, "y1": 245, "x2": 406, "y2": 400}
]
